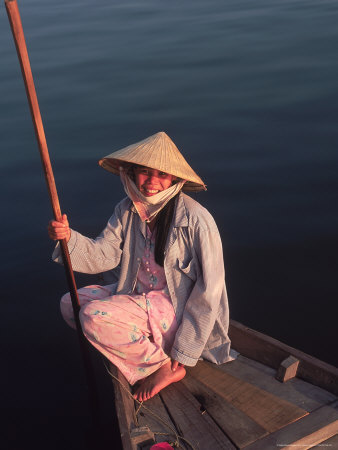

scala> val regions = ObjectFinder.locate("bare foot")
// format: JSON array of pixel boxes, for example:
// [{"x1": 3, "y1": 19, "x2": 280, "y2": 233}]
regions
[{"x1": 133, "y1": 361, "x2": 186, "y2": 402}]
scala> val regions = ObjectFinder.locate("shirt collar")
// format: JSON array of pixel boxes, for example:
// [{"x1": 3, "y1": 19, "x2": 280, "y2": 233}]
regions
[{"x1": 173, "y1": 193, "x2": 188, "y2": 227}]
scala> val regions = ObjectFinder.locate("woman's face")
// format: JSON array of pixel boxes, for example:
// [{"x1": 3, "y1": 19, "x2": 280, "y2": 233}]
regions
[{"x1": 134, "y1": 166, "x2": 175, "y2": 197}]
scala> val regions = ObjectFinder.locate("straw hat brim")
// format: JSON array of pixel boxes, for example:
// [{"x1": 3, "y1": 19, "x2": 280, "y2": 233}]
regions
[{"x1": 98, "y1": 132, "x2": 207, "y2": 192}]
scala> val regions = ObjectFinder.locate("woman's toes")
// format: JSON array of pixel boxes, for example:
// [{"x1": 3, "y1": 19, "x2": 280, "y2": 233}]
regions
[
  {"x1": 149, "y1": 388, "x2": 156, "y2": 399},
  {"x1": 135, "y1": 390, "x2": 142, "y2": 402}
]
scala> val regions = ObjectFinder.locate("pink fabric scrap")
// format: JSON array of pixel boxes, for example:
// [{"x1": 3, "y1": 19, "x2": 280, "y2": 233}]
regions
[{"x1": 150, "y1": 443, "x2": 173, "y2": 450}]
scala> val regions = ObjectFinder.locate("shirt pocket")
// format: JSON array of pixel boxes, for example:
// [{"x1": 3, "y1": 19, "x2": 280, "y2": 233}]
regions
[{"x1": 177, "y1": 257, "x2": 197, "y2": 281}]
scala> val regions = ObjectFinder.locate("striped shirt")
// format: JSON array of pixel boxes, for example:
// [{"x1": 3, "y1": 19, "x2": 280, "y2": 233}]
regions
[{"x1": 53, "y1": 192, "x2": 231, "y2": 366}]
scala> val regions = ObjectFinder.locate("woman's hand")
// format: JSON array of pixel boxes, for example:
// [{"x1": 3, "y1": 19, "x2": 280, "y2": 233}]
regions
[
  {"x1": 48, "y1": 214, "x2": 71, "y2": 243},
  {"x1": 171, "y1": 359, "x2": 184, "y2": 372}
]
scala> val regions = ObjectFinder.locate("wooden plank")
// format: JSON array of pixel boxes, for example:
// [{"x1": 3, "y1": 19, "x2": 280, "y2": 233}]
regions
[
  {"x1": 244, "y1": 400, "x2": 338, "y2": 450},
  {"x1": 160, "y1": 381, "x2": 236, "y2": 450},
  {"x1": 311, "y1": 433, "x2": 338, "y2": 448},
  {"x1": 229, "y1": 320, "x2": 338, "y2": 396},
  {"x1": 109, "y1": 363, "x2": 136, "y2": 450},
  {"x1": 183, "y1": 374, "x2": 268, "y2": 448},
  {"x1": 136, "y1": 394, "x2": 181, "y2": 447},
  {"x1": 216, "y1": 355, "x2": 336, "y2": 412},
  {"x1": 187, "y1": 361, "x2": 308, "y2": 433}
]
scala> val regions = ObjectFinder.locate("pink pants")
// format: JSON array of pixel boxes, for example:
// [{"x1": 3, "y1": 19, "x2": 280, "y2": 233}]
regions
[{"x1": 61, "y1": 284, "x2": 178, "y2": 385}]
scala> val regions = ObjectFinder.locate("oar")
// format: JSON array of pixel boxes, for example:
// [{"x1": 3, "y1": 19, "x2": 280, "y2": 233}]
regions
[{"x1": 5, "y1": 0, "x2": 99, "y2": 426}]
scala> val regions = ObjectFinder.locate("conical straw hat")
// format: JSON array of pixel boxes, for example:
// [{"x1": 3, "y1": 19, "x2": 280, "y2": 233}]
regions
[{"x1": 99, "y1": 132, "x2": 206, "y2": 192}]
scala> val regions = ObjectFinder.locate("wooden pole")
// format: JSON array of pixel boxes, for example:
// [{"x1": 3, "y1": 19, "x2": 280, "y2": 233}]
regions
[{"x1": 5, "y1": 0, "x2": 99, "y2": 425}]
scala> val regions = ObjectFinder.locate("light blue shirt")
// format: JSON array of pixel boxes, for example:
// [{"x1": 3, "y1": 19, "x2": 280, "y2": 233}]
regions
[{"x1": 53, "y1": 192, "x2": 231, "y2": 366}]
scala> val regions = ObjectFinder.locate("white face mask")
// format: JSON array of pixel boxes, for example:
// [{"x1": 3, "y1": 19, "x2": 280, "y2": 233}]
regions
[{"x1": 119, "y1": 168, "x2": 186, "y2": 222}]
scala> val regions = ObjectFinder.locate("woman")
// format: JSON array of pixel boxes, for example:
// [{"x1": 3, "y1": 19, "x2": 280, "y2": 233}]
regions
[{"x1": 49, "y1": 131, "x2": 232, "y2": 401}]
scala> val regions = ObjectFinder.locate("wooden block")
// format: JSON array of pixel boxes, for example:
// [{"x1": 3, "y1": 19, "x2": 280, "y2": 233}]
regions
[
  {"x1": 244, "y1": 400, "x2": 338, "y2": 450},
  {"x1": 130, "y1": 426, "x2": 155, "y2": 448},
  {"x1": 187, "y1": 361, "x2": 308, "y2": 433},
  {"x1": 160, "y1": 381, "x2": 236, "y2": 449},
  {"x1": 276, "y1": 356, "x2": 300, "y2": 382},
  {"x1": 183, "y1": 375, "x2": 268, "y2": 448},
  {"x1": 217, "y1": 355, "x2": 336, "y2": 412}
]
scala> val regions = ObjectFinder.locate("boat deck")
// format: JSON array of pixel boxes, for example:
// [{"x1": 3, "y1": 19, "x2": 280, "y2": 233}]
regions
[{"x1": 110, "y1": 321, "x2": 338, "y2": 449}]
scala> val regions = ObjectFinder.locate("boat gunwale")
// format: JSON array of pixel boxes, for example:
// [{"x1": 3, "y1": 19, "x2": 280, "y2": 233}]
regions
[
  {"x1": 109, "y1": 320, "x2": 338, "y2": 449},
  {"x1": 229, "y1": 319, "x2": 338, "y2": 396}
]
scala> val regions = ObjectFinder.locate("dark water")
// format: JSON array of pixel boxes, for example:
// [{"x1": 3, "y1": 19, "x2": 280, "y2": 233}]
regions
[{"x1": 1, "y1": 0, "x2": 338, "y2": 448}]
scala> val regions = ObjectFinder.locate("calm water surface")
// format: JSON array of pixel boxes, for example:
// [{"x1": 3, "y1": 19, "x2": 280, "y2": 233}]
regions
[{"x1": 1, "y1": 0, "x2": 338, "y2": 448}]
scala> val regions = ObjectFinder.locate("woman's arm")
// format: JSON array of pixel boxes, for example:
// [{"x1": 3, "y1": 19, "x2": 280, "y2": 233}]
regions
[
  {"x1": 52, "y1": 202, "x2": 125, "y2": 274},
  {"x1": 170, "y1": 224, "x2": 226, "y2": 366}
]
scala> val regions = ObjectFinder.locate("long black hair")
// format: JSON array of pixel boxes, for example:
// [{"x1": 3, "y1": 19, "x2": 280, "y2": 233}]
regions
[{"x1": 154, "y1": 194, "x2": 178, "y2": 266}]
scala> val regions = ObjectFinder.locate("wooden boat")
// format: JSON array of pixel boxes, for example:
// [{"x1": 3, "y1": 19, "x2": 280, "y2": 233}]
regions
[{"x1": 108, "y1": 319, "x2": 338, "y2": 449}]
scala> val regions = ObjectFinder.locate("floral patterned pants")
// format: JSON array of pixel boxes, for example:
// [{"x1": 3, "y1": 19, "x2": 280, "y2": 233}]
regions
[{"x1": 60, "y1": 284, "x2": 178, "y2": 385}]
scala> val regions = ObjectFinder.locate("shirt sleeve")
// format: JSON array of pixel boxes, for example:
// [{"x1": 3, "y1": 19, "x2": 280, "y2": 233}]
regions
[
  {"x1": 52, "y1": 203, "x2": 124, "y2": 274},
  {"x1": 170, "y1": 224, "x2": 226, "y2": 366}
]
